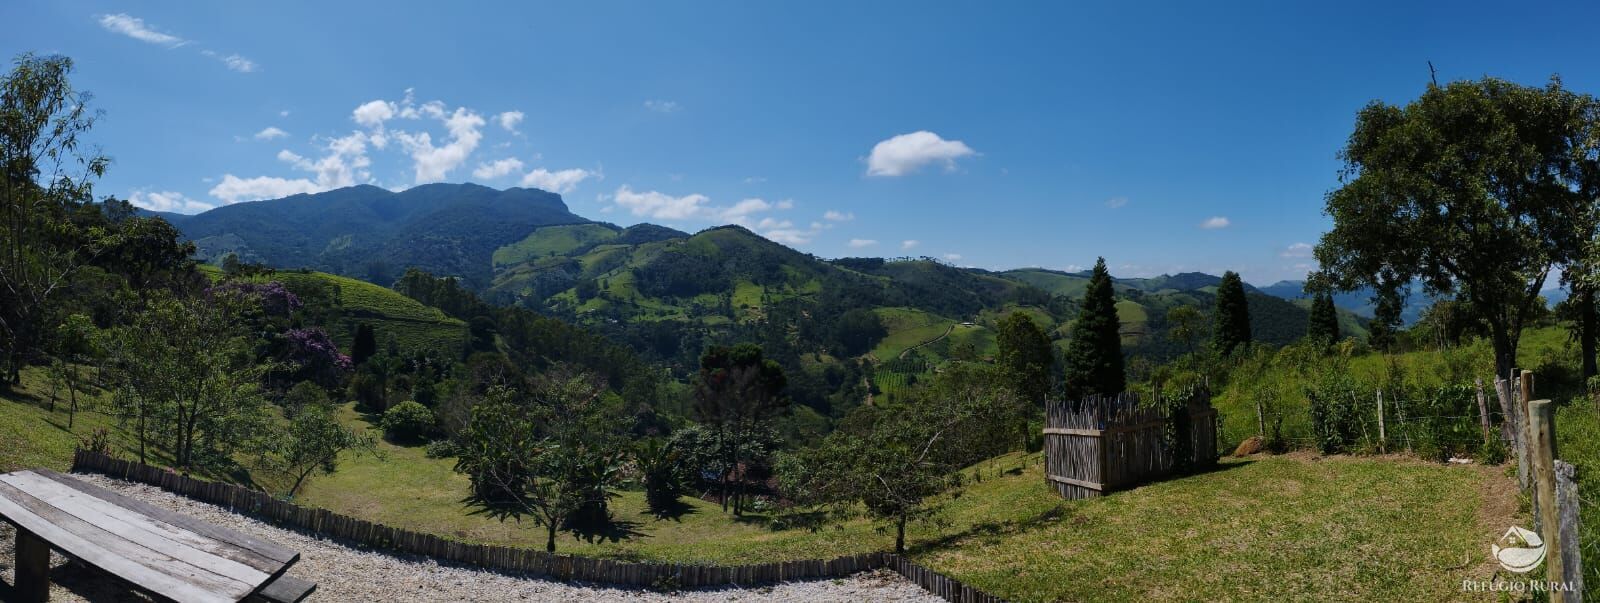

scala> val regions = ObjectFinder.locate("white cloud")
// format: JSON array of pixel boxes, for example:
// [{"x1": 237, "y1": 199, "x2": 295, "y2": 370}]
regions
[
  {"x1": 352, "y1": 100, "x2": 398, "y2": 128},
  {"x1": 848, "y1": 239, "x2": 878, "y2": 248},
  {"x1": 496, "y1": 111, "x2": 524, "y2": 133},
  {"x1": 1105, "y1": 196, "x2": 1128, "y2": 209},
  {"x1": 128, "y1": 190, "x2": 214, "y2": 214},
  {"x1": 823, "y1": 210, "x2": 854, "y2": 222},
  {"x1": 279, "y1": 110, "x2": 290, "y2": 117},
  {"x1": 743, "y1": 176, "x2": 767, "y2": 184},
  {"x1": 612, "y1": 186, "x2": 711, "y2": 220},
  {"x1": 395, "y1": 107, "x2": 486, "y2": 183},
  {"x1": 644, "y1": 100, "x2": 679, "y2": 113},
  {"x1": 901, "y1": 240, "x2": 919, "y2": 250},
  {"x1": 764, "y1": 228, "x2": 814, "y2": 245},
  {"x1": 1200, "y1": 216, "x2": 1231, "y2": 229},
  {"x1": 473, "y1": 158, "x2": 525, "y2": 180},
  {"x1": 866, "y1": 131, "x2": 977, "y2": 177},
  {"x1": 943, "y1": 253, "x2": 963, "y2": 261},
  {"x1": 212, "y1": 130, "x2": 372, "y2": 203},
  {"x1": 521, "y1": 168, "x2": 595, "y2": 194},
  {"x1": 201, "y1": 50, "x2": 256, "y2": 73},
  {"x1": 719, "y1": 198, "x2": 772, "y2": 222},
  {"x1": 1280, "y1": 242, "x2": 1314, "y2": 258},
  {"x1": 253, "y1": 127, "x2": 288, "y2": 141},
  {"x1": 208, "y1": 175, "x2": 322, "y2": 204},
  {"x1": 97, "y1": 14, "x2": 186, "y2": 47}
]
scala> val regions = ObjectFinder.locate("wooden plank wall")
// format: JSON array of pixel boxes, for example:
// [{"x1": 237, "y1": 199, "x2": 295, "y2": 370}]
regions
[
  {"x1": 69, "y1": 450, "x2": 1006, "y2": 601},
  {"x1": 1043, "y1": 390, "x2": 1218, "y2": 500}
]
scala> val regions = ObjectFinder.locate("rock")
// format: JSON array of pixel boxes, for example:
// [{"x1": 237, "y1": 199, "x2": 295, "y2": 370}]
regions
[{"x1": 1233, "y1": 436, "x2": 1264, "y2": 457}]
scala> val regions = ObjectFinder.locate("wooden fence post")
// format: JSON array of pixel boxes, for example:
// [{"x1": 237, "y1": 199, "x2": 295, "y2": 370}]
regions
[
  {"x1": 1529, "y1": 399, "x2": 1565, "y2": 602},
  {"x1": 1255, "y1": 398, "x2": 1266, "y2": 441},
  {"x1": 1555, "y1": 459, "x2": 1585, "y2": 598},
  {"x1": 1474, "y1": 378, "x2": 1492, "y2": 448},
  {"x1": 1376, "y1": 389, "x2": 1386, "y2": 454},
  {"x1": 1515, "y1": 369, "x2": 1531, "y2": 491}
]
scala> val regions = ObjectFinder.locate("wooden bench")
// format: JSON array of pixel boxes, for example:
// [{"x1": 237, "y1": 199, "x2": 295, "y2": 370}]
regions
[{"x1": 0, "y1": 469, "x2": 315, "y2": 602}]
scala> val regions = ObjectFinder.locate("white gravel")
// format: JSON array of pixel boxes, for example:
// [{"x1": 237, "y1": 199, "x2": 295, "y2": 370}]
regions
[{"x1": 0, "y1": 474, "x2": 940, "y2": 602}]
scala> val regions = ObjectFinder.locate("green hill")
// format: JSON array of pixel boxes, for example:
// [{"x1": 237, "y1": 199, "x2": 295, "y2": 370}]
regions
[{"x1": 251, "y1": 268, "x2": 467, "y2": 354}]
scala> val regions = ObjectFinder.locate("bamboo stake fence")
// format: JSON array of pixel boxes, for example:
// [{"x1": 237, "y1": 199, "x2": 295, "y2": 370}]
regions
[{"x1": 1042, "y1": 390, "x2": 1218, "y2": 500}]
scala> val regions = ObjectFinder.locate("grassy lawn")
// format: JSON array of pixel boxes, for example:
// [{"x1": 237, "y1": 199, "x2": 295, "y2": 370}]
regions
[
  {"x1": 2, "y1": 366, "x2": 1524, "y2": 601},
  {"x1": 298, "y1": 401, "x2": 1519, "y2": 601}
]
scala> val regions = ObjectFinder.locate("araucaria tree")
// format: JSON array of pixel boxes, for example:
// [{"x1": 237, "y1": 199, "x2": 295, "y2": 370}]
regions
[
  {"x1": 694, "y1": 343, "x2": 787, "y2": 515},
  {"x1": 1306, "y1": 291, "x2": 1340, "y2": 346},
  {"x1": 1316, "y1": 77, "x2": 1600, "y2": 385},
  {"x1": 1211, "y1": 271, "x2": 1251, "y2": 356},
  {"x1": 1064, "y1": 257, "x2": 1125, "y2": 399},
  {"x1": 454, "y1": 367, "x2": 626, "y2": 552}
]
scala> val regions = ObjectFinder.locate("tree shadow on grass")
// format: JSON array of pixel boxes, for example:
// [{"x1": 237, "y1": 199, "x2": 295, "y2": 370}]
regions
[
  {"x1": 566, "y1": 514, "x2": 646, "y2": 545},
  {"x1": 642, "y1": 498, "x2": 698, "y2": 522}
]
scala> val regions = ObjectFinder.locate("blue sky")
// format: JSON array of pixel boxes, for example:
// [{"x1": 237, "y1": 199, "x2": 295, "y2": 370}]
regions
[{"x1": 6, "y1": 1, "x2": 1600, "y2": 284}]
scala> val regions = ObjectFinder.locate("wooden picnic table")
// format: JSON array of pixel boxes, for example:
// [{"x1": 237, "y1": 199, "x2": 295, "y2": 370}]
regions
[{"x1": 0, "y1": 468, "x2": 310, "y2": 602}]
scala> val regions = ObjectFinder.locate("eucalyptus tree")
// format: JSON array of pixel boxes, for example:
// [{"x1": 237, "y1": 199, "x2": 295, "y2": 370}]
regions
[{"x1": 0, "y1": 54, "x2": 110, "y2": 384}]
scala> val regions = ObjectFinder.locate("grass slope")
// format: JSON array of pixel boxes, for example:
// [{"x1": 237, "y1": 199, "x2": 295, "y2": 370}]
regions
[{"x1": 270, "y1": 270, "x2": 467, "y2": 353}]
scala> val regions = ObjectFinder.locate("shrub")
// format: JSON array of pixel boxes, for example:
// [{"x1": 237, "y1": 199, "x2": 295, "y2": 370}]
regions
[
  {"x1": 635, "y1": 439, "x2": 686, "y2": 516},
  {"x1": 381, "y1": 400, "x2": 435, "y2": 443},
  {"x1": 424, "y1": 438, "x2": 460, "y2": 459},
  {"x1": 1306, "y1": 371, "x2": 1363, "y2": 455}
]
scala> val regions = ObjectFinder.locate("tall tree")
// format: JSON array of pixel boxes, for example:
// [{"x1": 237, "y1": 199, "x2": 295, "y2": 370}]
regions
[
  {"x1": 1367, "y1": 284, "x2": 1403, "y2": 353},
  {"x1": 351, "y1": 323, "x2": 377, "y2": 366},
  {"x1": 1165, "y1": 305, "x2": 1204, "y2": 355},
  {"x1": 103, "y1": 292, "x2": 270, "y2": 468},
  {"x1": 1306, "y1": 291, "x2": 1340, "y2": 345},
  {"x1": 996, "y1": 311, "x2": 1052, "y2": 404},
  {"x1": 1316, "y1": 77, "x2": 1600, "y2": 384},
  {"x1": 1063, "y1": 258, "x2": 1125, "y2": 398},
  {"x1": 1211, "y1": 271, "x2": 1252, "y2": 356},
  {"x1": 694, "y1": 343, "x2": 787, "y2": 515},
  {"x1": 0, "y1": 54, "x2": 111, "y2": 384}
]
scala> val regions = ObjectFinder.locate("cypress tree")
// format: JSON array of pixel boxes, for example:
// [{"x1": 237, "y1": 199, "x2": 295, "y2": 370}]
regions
[
  {"x1": 351, "y1": 324, "x2": 377, "y2": 366},
  {"x1": 1212, "y1": 270, "x2": 1252, "y2": 356},
  {"x1": 1064, "y1": 257, "x2": 1125, "y2": 398},
  {"x1": 1306, "y1": 291, "x2": 1340, "y2": 345}
]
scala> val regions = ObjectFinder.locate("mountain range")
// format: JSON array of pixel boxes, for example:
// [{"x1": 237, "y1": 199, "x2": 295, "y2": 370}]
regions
[{"x1": 151, "y1": 183, "x2": 1374, "y2": 370}]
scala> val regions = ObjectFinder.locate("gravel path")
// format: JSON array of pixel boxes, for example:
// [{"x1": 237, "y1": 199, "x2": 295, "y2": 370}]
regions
[{"x1": 0, "y1": 474, "x2": 941, "y2": 602}]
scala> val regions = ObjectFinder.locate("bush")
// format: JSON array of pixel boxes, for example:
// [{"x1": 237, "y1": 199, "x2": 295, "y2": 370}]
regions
[
  {"x1": 381, "y1": 400, "x2": 435, "y2": 443},
  {"x1": 424, "y1": 439, "x2": 460, "y2": 459},
  {"x1": 1306, "y1": 371, "x2": 1363, "y2": 455},
  {"x1": 635, "y1": 439, "x2": 686, "y2": 516}
]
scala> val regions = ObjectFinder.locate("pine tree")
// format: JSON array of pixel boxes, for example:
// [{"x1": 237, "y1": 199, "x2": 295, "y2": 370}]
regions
[
  {"x1": 1064, "y1": 258, "x2": 1124, "y2": 398},
  {"x1": 1212, "y1": 271, "x2": 1252, "y2": 356},
  {"x1": 1306, "y1": 291, "x2": 1340, "y2": 345}
]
